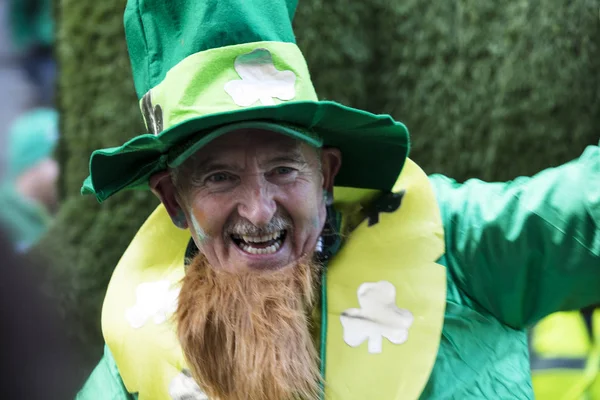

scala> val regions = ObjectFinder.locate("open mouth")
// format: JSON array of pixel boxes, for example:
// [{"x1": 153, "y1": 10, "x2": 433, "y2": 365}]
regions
[{"x1": 231, "y1": 230, "x2": 287, "y2": 255}]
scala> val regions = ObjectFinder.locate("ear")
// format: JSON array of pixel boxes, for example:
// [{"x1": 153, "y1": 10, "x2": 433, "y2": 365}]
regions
[
  {"x1": 149, "y1": 171, "x2": 189, "y2": 229},
  {"x1": 320, "y1": 147, "x2": 342, "y2": 192}
]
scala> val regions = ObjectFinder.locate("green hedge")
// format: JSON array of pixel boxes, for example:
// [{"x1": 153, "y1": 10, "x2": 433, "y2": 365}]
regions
[
  {"x1": 37, "y1": 0, "x2": 159, "y2": 371},
  {"x1": 297, "y1": 0, "x2": 600, "y2": 180},
  {"x1": 41, "y1": 0, "x2": 600, "y2": 373}
]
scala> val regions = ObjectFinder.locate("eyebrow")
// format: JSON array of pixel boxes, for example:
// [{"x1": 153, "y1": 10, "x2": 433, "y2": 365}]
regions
[
  {"x1": 260, "y1": 149, "x2": 308, "y2": 167},
  {"x1": 194, "y1": 159, "x2": 242, "y2": 176},
  {"x1": 189, "y1": 141, "x2": 310, "y2": 179}
]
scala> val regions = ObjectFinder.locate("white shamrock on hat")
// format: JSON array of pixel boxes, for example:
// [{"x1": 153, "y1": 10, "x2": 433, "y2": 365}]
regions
[
  {"x1": 169, "y1": 369, "x2": 209, "y2": 400},
  {"x1": 224, "y1": 48, "x2": 296, "y2": 107},
  {"x1": 125, "y1": 280, "x2": 180, "y2": 329},
  {"x1": 340, "y1": 281, "x2": 414, "y2": 354}
]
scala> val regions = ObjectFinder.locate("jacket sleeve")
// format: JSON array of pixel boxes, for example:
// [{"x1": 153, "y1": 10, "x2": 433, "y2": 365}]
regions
[
  {"x1": 429, "y1": 145, "x2": 600, "y2": 329},
  {"x1": 77, "y1": 345, "x2": 134, "y2": 400}
]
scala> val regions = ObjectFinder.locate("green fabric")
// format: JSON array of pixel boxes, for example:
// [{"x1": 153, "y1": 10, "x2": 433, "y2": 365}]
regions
[
  {"x1": 81, "y1": 0, "x2": 410, "y2": 202},
  {"x1": 169, "y1": 121, "x2": 322, "y2": 168},
  {"x1": 7, "y1": 108, "x2": 59, "y2": 180},
  {"x1": 422, "y1": 145, "x2": 600, "y2": 399},
  {"x1": 432, "y1": 145, "x2": 600, "y2": 329},
  {"x1": 79, "y1": 146, "x2": 600, "y2": 398},
  {"x1": 136, "y1": 42, "x2": 320, "y2": 131},
  {"x1": 0, "y1": 183, "x2": 51, "y2": 252},
  {"x1": 9, "y1": 0, "x2": 54, "y2": 49},
  {"x1": 124, "y1": 0, "x2": 298, "y2": 98},
  {"x1": 77, "y1": 346, "x2": 135, "y2": 400},
  {"x1": 83, "y1": 102, "x2": 409, "y2": 203},
  {"x1": 0, "y1": 107, "x2": 56, "y2": 251}
]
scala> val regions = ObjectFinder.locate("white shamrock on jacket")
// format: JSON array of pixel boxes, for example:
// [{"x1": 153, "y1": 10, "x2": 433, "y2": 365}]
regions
[
  {"x1": 125, "y1": 280, "x2": 180, "y2": 329},
  {"x1": 224, "y1": 48, "x2": 296, "y2": 106},
  {"x1": 340, "y1": 281, "x2": 414, "y2": 354},
  {"x1": 169, "y1": 369, "x2": 209, "y2": 400}
]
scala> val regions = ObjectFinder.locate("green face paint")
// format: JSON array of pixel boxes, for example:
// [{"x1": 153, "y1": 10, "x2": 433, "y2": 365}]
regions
[
  {"x1": 173, "y1": 210, "x2": 187, "y2": 229},
  {"x1": 323, "y1": 189, "x2": 333, "y2": 206},
  {"x1": 189, "y1": 210, "x2": 208, "y2": 243}
]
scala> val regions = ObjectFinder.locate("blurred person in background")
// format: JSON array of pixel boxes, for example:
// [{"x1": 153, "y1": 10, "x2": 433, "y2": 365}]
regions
[
  {"x1": 0, "y1": 108, "x2": 59, "y2": 253},
  {"x1": 0, "y1": 0, "x2": 38, "y2": 179},
  {"x1": 9, "y1": 0, "x2": 55, "y2": 106},
  {"x1": 530, "y1": 306, "x2": 600, "y2": 399}
]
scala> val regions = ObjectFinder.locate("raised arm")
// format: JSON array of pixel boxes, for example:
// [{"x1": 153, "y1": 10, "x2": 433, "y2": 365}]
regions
[{"x1": 430, "y1": 145, "x2": 600, "y2": 329}]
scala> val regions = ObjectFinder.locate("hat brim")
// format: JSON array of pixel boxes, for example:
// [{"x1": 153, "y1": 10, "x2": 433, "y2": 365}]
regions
[
  {"x1": 167, "y1": 120, "x2": 323, "y2": 169},
  {"x1": 82, "y1": 100, "x2": 409, "y2": 202}
]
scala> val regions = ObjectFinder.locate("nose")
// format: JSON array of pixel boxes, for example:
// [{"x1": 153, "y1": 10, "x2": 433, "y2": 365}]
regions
[{"x1": 236, "y1": 177, "x2": 277, "y2": 227}]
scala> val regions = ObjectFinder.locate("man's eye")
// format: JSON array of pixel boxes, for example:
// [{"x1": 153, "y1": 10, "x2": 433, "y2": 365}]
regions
[
  {"x1": 206, "y1": 172, "x2": 230, "y2": 183},
  {"x1": 275, "y1": 167, "x2": 294, "y2": 175}
]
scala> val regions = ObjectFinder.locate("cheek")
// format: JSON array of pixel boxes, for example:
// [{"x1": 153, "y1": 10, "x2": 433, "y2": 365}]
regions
[
  {"x1": 188, "y1": 201, "x2": 222, "y2": 241},
  {"x1": 189, "y1": 209, "x2": 209, "y2": 241},
  {"x1": 315, "y1": 200, "x2": 328, "y2": 234},
  {"x1": 287, "y1": 185, "x2": 326, "y2": 234},
  {"x1": 317, "y1": 201, "x2": 327, "y2": 226},
  {"x1": 310, "y1": 198, "x2": 326, "y2": 230}
]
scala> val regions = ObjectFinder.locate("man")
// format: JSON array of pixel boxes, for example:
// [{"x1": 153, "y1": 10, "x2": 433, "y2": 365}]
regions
[
  {"x1": 0, "y1": 107, "x2": 59, "y2": 252},
  {"x1": 78, "y1": 0, "x2": 600, "y2": 399}
]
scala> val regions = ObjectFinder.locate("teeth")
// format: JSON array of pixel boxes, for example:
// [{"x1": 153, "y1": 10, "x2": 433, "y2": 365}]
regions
[
  {"x1": 231, "y1": 230, "x2": 286, "y2": 255},
  {"x1": 239, "y1": 240, "x2": 282, "y2": 255},
  {"x1": 239, "y1": 230, "x2": 283, "y2": 244}
]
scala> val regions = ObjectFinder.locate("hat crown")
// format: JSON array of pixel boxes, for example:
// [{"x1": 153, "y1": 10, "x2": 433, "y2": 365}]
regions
[{"x1": 124, "y1": 0, "x2": 299, "y2": 99}]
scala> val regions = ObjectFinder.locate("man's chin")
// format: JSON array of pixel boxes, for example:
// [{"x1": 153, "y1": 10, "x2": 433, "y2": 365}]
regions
[{"x1": 176, "y1": 253, "x2": 322, "y2": 400}]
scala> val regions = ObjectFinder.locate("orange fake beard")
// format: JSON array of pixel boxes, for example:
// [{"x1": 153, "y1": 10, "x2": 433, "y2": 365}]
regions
[{"x1": 176, "y1": 253, "x2": 322, "y2": 400}]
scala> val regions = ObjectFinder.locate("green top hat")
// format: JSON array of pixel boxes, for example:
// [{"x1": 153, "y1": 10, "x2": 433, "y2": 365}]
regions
[{"x1": 81, "y1": 0, "x2": 410, "y2": 202}]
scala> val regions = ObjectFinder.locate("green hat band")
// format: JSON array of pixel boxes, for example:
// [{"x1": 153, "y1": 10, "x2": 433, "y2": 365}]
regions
[{"x1": 140, "y1": 42, "x2": 317, "y2": 135}]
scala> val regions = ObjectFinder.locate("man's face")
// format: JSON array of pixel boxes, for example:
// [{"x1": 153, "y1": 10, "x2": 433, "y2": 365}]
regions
[{"x1": 172, "y1": 129, "x2": 339, "y2": 272}]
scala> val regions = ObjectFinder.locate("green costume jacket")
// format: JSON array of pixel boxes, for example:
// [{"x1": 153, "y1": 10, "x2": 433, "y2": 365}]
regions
[{"x1": 78, "y1": 146, "x2": 600, "y2": 399}]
